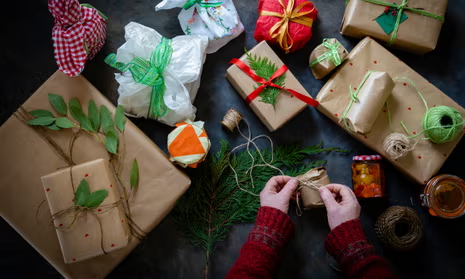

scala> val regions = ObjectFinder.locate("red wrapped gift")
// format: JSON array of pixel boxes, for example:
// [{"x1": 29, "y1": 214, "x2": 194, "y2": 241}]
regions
[{"x1": 254, "y1": 0, "x2": 318, "y2": 54}]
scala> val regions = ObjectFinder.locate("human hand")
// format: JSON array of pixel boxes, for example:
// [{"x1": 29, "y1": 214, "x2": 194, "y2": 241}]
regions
[
  {"x1": 319, "y1": 184, "x2": 361, "y2": 230},
  {"x1": 260, "y1": 176, "x2": 299, "y2": 214}
]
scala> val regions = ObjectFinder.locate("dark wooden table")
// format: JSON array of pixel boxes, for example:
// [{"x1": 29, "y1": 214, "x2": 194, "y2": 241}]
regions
[{"x1": 1, "y1": 0, "x2": 465, "y2": 278}]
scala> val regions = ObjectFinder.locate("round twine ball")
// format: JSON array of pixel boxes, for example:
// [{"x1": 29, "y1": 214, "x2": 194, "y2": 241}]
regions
[
  {"x1": 221, "y1": 108, "x2": 244, "y2": 132},
  {"x1": 383, "y1": 133, "x2": 414, "y2": 160},
  {"x1": 422, "y1": 106, "x2": 464, "y2": 144},
  {"x1": 375, "y1": 206, "x2": 423, "y2": 252}
]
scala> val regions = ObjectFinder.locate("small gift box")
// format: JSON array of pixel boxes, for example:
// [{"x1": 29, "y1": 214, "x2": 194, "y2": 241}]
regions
[
  {"x1": 297, "y1": 167, "x2": 330, "y2": 209},
  {"x1": 226, "y1": 41, "x2": 318, "y2": 132},
  {"x1": 155, "y1": 0, "x2": 244, "y2": 54},
  {"x1": 41, "y1": 159, "x2": 129, "y2": 263},
  {"x1": 341, "y1": 0, "x2": 447, "y2": 54},
  {"x1": 254, "y1": 0, "x2": 318, "y2": 53},
  {"x1": 105, "y1": 22, "x2": 208, "y2": 126},
  {"x1": 309, "y1": 38, "x2": 348, "y2": 80}
]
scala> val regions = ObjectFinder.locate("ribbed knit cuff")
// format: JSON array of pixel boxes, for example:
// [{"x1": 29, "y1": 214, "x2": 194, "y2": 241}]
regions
[{"x1": 248, "y1": 206, "x2": 295, "y2": 251}]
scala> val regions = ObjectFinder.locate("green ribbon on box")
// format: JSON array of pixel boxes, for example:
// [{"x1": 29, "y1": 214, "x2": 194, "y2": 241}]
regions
[
  {"x1": 310, "y1": 39, "x2": 343, "y2": 68},
  {"x1": 105, "y1": 37, "x2": 173, "y2": 119},
  {"x1": 183, "y1": 0, "x2": 223, "y2": 10}
]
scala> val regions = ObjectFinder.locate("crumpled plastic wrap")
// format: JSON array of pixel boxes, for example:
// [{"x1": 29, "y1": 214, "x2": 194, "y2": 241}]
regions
[
  {"x1": 110, "y1": 22, "x2": 208, "y2": 126},
  {"x1": 155, "y1": 0, "x2": 244, "y2": 54}
]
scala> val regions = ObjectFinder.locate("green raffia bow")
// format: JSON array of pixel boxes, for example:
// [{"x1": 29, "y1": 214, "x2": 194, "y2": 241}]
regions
[
  {"x1": 310, "y1": 39, "x2": 343, "y2": 68},
  {"x1": 183, "y1": 0, "x2": 223, "y2": 10},
  {"x1": 105, "y1": 38, "x2": 173, "y2": 119},
  {"x1": 345, "y1": 0, "x2": 444, "y2": 46},
  {"x1": 341, "y1": 70, "x2": 376, "y2": 131}
]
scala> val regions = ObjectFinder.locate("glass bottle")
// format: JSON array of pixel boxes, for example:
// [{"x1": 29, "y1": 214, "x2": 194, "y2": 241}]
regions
[
  {"x1": 421, "y1": 175, "x2": 465, "y2": 219},
  {"x1": 351, "y1": 155, "x2": 385, "y2": 198}
]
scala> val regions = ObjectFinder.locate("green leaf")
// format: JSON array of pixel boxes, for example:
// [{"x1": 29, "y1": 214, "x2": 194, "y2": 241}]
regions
[
  {"x1": 100, "y1": 105, "x2": 114, "y2": 134},
  {"x1": 84, "y1": 190, "x2": 109, "y2": 208},
  {"x1": 115, "y1": 105, "x2": 126, "y2": 133},
  {"x1": 75, "y1": 179, "x2": 90, "y2": 206},
  {"x1": 69, "y1": 98, "x2": 94, "y2": 132},
  {"x1": 130, "y1": 159, "x2": 139, "y2": 189},
  {"x1": 48, "y1": 94, "x2": 67, "y2": 115},
  {"x1": 27, "y1": 117, "x2": 55, "y2": 126},
  {"x1": 29, "y1": 109, "x2": 54, "y2": 118},
  {"x1": 55, "y1": 117, "x2": 75, "y2": 129},
  {"x1": 105, "y1": 129, "x2": 119, "y2": 154},
  {"x1": 88, "y1": 100, "x2": 100, "y2": 132},
  {"x1": 47, "y1": 123, "x2": 61, "y2": 131}
]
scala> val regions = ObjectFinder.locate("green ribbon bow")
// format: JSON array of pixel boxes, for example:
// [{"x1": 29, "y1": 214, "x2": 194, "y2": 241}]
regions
[
  {"x1": 105, "y1": 37, "x2": 173, "y2": 119},
  {"x1": 183, "y1": 0, "x2": 223, "y2": 10},
  {"x1": 310, "y1": 39, "x2": 343, "y2": 68}
]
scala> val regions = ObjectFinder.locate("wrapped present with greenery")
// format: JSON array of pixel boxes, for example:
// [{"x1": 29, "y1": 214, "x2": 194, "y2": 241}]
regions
[
  {"x1": 226, "y1": 41, "x2": 319, "y2": 132},
  {"x1": 309, "y1": 38, "x2": 348, "y2": 80},
  {"x1": 341, "y1": 0, "x2": 447, "y2": 54}
]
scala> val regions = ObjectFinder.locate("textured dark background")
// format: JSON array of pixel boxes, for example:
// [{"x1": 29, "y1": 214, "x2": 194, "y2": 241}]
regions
[{"x1": 1, "y1": 0, "x2": 465, "y2": 278}]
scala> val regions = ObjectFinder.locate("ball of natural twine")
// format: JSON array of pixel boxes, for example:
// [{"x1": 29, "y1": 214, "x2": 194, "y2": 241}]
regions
[
  {"x1": 383, "y1": 133, "x2": 414, "y2": 160},
  {"x1": 375, "y1": 206, "x2": 423, "y2": 251},
  {"x1": 422, "y1": 106, "x2": 464, "y2": 144},
  {"x1": 221, "y1": 108, "x2": 244, "y2": 132}
]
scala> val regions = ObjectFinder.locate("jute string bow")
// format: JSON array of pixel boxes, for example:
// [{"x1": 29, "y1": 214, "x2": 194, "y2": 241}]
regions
[
  {"x1": 183, "y1": 0, "x2": 223, "y2": 10},
  {"x1": 260, "y1": 0, "x2": 315, "y2": 53},
  {"x1": 310, "y1": 39, "x2": 343, "y2": 68}
]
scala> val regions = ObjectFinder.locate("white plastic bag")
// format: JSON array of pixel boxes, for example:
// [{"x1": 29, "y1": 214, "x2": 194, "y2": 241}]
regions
[
  {"x1": 155, "y1": 0, "x2": 244, "y2": 54},
  {"x1": 107, "y1": 22, "x2": 208, "y2": 126}
]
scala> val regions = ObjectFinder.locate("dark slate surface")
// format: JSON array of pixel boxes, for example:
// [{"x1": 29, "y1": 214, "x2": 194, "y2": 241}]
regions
[{"x1": 1, "y1": 0, "x2": 465, "y2": 278}]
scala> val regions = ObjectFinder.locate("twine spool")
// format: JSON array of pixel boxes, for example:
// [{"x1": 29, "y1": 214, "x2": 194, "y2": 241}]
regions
[
  {"x1": 375, "y1": 206, "x2": 423, "y2": 251},
  {"x1": 383, "y1": 133, "x2": 414, "y2": 160},
  {"x1": 221, "y1": 108, "x2": 244, "y2": 132},
  {"x1": 422, "y1": 106, "x2": 464, "y2": 144}
]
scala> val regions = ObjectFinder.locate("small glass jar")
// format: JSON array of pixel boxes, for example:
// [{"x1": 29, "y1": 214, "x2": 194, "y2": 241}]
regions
[
  {"x1": 420, "y1": 175, "x2": 465, "y2": 219},
  {"x1": 351, "y1": 155, "x2": 385, "y2": 198}
]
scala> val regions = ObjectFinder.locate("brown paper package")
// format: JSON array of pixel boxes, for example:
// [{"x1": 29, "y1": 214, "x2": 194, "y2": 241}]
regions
[
  {"x1": 297, "y1": 167, "x2": 330, "y2": 209},
  {"x1": 226, "y1": 41, "x2": 314, "y2": 132},
  {"x1": 309, "y1": 38, "x2": 348, "y2": 80},
  {"x1": 341, "y1": 0, "x2": 448, "y2": 54},
  {"x1": 0, "y1": 71, "x2": 191, "y2": 279},
  {"x1": 345, "y1": 71, "x2": 395, "y2": 135},
  {"x1": 316, "y1": 37, "x2": 465, "y2": 184},
  {"x1": 42, "y1": 159, "x2": 129, "y2": 263}
]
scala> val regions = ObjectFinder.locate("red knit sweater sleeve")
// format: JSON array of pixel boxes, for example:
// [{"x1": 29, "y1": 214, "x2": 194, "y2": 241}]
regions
[
  {"x1": 226, "y1": 206, "x2": 294, "y2": 279},
  {"x1": 325, "y1": 219, "x2": 397, "y2": 279}
]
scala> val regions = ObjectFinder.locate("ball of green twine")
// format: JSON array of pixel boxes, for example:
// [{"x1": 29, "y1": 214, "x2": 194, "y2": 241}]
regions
[{"x1": 422, "y1": 106, "x2": 464, "y2": 144}]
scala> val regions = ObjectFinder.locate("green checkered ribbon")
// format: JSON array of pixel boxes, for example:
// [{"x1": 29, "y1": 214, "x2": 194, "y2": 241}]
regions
[
  {"x1": 310, "y1": 39, "x2": 343, "y2": 68},
  {"x1": 183, "y1": 0, "x2": 223, "y2": 10},
  {"x1": 105, "y1": 37, "x2": 173, "y2": 118}
]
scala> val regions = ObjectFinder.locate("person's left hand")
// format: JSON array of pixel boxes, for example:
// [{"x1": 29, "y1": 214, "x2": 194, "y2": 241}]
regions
[{"x1": 260, "y1": 176, "x2": 299, "y2": 214}]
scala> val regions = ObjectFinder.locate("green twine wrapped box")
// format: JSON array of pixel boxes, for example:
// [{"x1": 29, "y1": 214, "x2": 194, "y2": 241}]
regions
[{"x1": 341, "y1": 0, "x2": 448, "y2": 54}]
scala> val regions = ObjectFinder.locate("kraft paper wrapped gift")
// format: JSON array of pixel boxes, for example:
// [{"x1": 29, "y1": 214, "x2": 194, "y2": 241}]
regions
[
  {"x1": 297, "y1": 167, "x2": 330, "y2": 209},
  {"x1": 341, "y1": 0, "x2": 448, "y2": 54},
  {"x1": 316, "y1": 37, "x2": 465, "y2": 184},
  {"x1": 42, "y1": 159, "x2": 129, "y2": 263},
  {"x1": 226, "y1": 41, "x2": 318, "y2": 132},
  {"x1": 0, "y1": 71, "x2": 191, "y2": 279},
  {"x1": 309, "y1": 38, "x2": 348, "y2": 80}
]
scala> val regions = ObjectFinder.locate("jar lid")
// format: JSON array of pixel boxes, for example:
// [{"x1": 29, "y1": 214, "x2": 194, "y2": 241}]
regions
[{"x1": 353, "y1": 155, "x2": 382, "y2": 161}]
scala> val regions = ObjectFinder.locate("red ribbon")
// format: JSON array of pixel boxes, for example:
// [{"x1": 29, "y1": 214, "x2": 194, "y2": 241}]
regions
[{"x1": 229, "y1": 58, "x2": 319, "y2": 107}]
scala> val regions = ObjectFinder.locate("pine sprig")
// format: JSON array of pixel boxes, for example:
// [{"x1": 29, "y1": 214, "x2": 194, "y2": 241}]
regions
[{"x1": 246, "y1": 51, "x2": 286, "y2": 106}]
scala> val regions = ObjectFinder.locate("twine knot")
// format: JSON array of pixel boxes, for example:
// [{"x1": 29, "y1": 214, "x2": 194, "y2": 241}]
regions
[{"x1": 309, "y1": 39, "x2": 343, "y2": 68}]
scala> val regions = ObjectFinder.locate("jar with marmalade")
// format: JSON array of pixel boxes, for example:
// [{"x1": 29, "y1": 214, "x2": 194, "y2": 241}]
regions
[
  {"x1": 420, "y1": 175, "x2": 465, "y2": 219},
  {"x1": 351, "y1": 155, "x2": 385, "y2": 198}
]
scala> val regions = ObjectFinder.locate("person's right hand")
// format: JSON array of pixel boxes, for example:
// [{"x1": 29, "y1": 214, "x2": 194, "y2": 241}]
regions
[{"x1": 319, "y1": 184, "x2": 361, "y2": 230}]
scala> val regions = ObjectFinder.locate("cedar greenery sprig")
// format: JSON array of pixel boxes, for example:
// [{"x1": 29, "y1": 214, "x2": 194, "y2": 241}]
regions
[{"x1": 245, "y1": 50, "x2": 286, "y2": 106}]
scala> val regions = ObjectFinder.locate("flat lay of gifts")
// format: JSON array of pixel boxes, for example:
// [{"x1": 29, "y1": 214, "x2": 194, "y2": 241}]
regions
[{"x1": 1, "y1": 0, "x2": 464, "y2": 278}]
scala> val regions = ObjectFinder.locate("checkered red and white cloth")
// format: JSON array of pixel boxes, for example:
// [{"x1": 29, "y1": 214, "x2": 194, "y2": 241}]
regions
[
  {"x1": 49, "y1": 0, "x2": 106, "y2": 77},
  {"x1": 353, "y1": 155, "x2": 383, "y2": 161}
]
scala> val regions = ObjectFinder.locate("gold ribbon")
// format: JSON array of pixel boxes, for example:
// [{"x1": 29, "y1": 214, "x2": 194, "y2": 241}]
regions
[{"x1": 260, "y1": 0, "x2": 315, "y2": 53}]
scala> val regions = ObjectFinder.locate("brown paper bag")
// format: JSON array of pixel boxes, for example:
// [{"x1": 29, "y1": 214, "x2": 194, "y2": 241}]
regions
[
  {"x1": 344, "y1": 71, "x2": 394, "y2": 135},
  {"x1": 297, "y1": 167, "x2": 330, "y2": 209},
  {"x1": 316, "y1": 37, "x2": 465, "y2": 184},
  {"x1": 0, "y1": 71, "x2": 191, "y2": 279},
  {"x1": 341, "y1": 0, "x2": 448, "y2": 54},
  {"x1": 309, "y1": 38, "x2": 348, "y2": 80},
  {"x1": 226, "y1": 41, "x2": 315, "y2": 132},
  {"x1": 42, "y1": 159, "x2": 129, "y2": 263}
]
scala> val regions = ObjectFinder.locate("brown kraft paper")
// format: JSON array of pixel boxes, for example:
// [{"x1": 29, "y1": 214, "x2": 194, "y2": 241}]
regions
[
  {"x1": 309, "y1": 38, "x2": 348, "y2": 80},
  {"x1": 345, "y1": 71, "x2": 394, "y2": 135},
  {"x1": 226, "y1": 41, "x2": 314, "y2": 132},
  {"x1": 42, "y1": 159, "x2": 129, "y2": 263},
  {"x1": 341, "y1": 0, "x2": 448, "y2": 54},
  {"x1": 316, "y1": 37, "x2": 465, "y2": 185},
  {"x1": 297, "y1": 167, "x2": 330, "y2": 209},
  {"x1": 0, "y1": 71, "x2": 191, "y2": 279}
]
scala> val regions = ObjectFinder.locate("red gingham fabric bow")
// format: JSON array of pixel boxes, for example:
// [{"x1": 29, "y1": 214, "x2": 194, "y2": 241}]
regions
[{"x1": 49, "y1": 0, "x2": 106, "y2": 77}]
